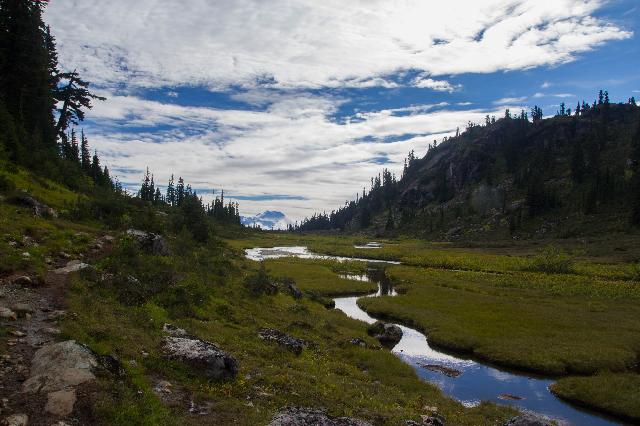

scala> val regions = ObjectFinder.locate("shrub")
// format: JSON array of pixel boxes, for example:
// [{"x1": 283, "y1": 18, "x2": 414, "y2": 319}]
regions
[
  {"x1": 100, "y1": 238, "x2": 176, "y2": 305},
  {"x1": 630, "y1": 262, "x2": 640, "y2": 281},
  {"x1": 526, "y1": 245, "x2": 574, "y2": 274},
  {"x1": 244, "y1": 263, "x2": 277, "y2": 296},
  {"x1": 0, "y1": 173, "x2": 15, "y2": 193}
]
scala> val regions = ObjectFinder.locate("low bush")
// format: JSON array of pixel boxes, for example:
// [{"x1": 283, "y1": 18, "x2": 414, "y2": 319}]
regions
[{"x1": 525, "y1": 245, "x2": 574, "y2": 274}]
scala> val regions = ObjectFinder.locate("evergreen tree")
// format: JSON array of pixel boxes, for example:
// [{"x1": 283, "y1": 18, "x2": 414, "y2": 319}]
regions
[
  {"x1": 166, "y1": 174, "x2": 175, "y2": 206},
  {"x1": 80, "y1": 129, "x2": 91, "y2": 171},
  {"x1": 90, "y1": 150, "x2": 102, "y2": 183},
  {"x1": 54, "y1": 70, "x2": 105, "y2": 139},
  {"x1": 176, "y1": 177, "x2": 185, "y2": 206}
]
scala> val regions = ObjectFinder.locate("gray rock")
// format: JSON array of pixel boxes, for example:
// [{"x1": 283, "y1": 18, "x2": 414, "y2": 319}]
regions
[
  {"x1": 3, "y1": 414, "x2": 28, "y2": 426},
  {"x1": 502, "y1": 414, "x2": 553, "y2": 426},
  {"x1": 11, "y1": 276, "x2": 32, "y2": 287},
  {"x1": 367, "y1": 321, "x2": 403, "y2": 348},
  {"x1": 9, "y1": 192, "x2": 57, "y2": 218},
  {"x1": 269, "y1": 407, "x2": 372, "y2": 426},
  {"x1": 22, "y1": 340, "x2": 98, "y2": 393},
  {"x1": 0, "y1": 307, "x2": 17, "y2": 320},
  {"x1": 126, "y1": 229, "x2": 170, "y2": 256},
  {"x1": 258, "y1": 328, "x2": 312, "y2": 355},
  {"x1": 160, "y1": 337, "x2": 237, "y2": 380},
  {"x1": 10, "y1": 303, "x2": 34, "y2": 318},
  {"x1": 45, "y1": 389, "x2": 77, "y2": 416},
  {"x1": 54, "y1": 260, "x2": 90, "y2": 275}
]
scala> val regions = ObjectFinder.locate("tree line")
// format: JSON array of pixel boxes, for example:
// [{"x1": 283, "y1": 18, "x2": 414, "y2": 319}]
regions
[
  {"x1": 295, "y1": 91, "x2": 640, "y2": 232},
  {"x1": 0, "y1": 0, "x2": 111, "y2": 190}
]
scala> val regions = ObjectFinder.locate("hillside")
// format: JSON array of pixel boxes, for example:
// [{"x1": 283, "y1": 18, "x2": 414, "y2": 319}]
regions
[{"x1": 298, "y1": 100, "x2": 640, "y2": 240}]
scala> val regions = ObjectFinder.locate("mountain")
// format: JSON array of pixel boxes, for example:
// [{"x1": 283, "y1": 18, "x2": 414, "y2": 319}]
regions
[
  {"x1": 296, "y1": 99, "x2": 640, "y2": 239},
  {"x1": 241, "y1": 210, "x2": 292, "y2": 230}
]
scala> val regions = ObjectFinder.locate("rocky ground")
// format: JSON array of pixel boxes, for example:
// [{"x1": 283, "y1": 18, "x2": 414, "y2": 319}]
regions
[{"x1": 0, "y1": 235, "x2": 113, "y2": 426}]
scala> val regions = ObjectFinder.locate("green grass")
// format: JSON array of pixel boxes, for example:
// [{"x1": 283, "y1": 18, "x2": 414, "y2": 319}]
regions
[
  {"x1": 550, "y1": 373, "x2": 640, "y2": 422},
  {"x1": 263, "y1": 257, "x2": 376, "y2": 296},
  {"x1": 60, "y1": 251, "x2": 517, "y2": 425},
  {"x1": 358, "y1": 265, "x2": 640, "y2": 375}
]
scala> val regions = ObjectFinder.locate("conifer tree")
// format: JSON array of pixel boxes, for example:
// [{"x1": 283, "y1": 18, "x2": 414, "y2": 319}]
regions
[
  {"x1": 80, "y1": 129, "x2": 91, "y2": 171},
  {"x1": 166, "y1": 174, "x2": 175, "y2": 206}
]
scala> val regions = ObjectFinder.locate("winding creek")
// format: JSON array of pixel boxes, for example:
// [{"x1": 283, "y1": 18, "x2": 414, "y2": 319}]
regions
[{"x1": 245, "y1": 246, "x2": 621, "y2": 426}]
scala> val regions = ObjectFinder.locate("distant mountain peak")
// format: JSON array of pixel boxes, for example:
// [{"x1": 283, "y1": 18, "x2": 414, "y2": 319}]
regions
[{"x1": 241, "y1": 210, "x2": 291, "y2": 230}]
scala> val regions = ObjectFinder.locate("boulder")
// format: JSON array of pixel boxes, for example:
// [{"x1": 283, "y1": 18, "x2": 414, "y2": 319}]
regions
[
  {"x1": 0, "y1": 307, "x2": 17, "y2": 320},
  {"x1": 45, "y1": 389, "x2": 77, "y2": 416},
  {"x1": 22, "y1": 340, "x2": 98, "y2": 394},
  {"x1": 11, "y1": 303, "x2": 34, "y2": 318},
  {"x1": 54, "y1": 260, "x2": 90, "y2": 275},
  {"x1": 3, "y1": 414, "x2": 28, "y2": 426},
  {"x1": 11, "y1": 276, "x2": 33, "y2": 287},
  {"x1": 367, "y1": 321, "x2": 403, "y2": 347},
  {"x1": 502, "y1": 414, "x2": 553, "y2": 426},
  {"x1": 268, "y1": 407, "x2": 372, "y2": 426},
  {"x1": 126, "y1": 229, "x2": 170, "y2": 256},
  {"x1": 9, "y1": 192, "x2": 57, "y2": 218},
  {"x1": 258, "y1": 328, "x2": 312, "y2": 355},
  {"x1": 160, "y1": 337, "x2": 238, "y2": 380}
]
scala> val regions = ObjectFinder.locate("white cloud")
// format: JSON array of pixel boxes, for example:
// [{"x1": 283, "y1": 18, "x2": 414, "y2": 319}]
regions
[
  {"x1": 541, "y1": 81, "x2": 552, "y2": 89},
  {"x1": 86, "y1": 91, "x2": 505, "y2": 220},
  {"x1": 412, "y1": 76, "x2": 461, "y2": 92},
  {"x1": 44, "y1": 1, "x2": 631, "y2": 90},
  {"x1": 493, "y1": 97, "x2": 527, "y2": 105},
  {"x1": 533, "y1": 92, "x2": 575, "y2": 98}
]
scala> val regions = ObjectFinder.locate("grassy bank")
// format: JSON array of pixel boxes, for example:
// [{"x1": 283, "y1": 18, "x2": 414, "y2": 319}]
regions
[
  {"x1": 263, "y1": 257, "x2": 376, "y2": 296},
  {"x1": 550, "y1": 373, "x2": 640, "y2": 422}
]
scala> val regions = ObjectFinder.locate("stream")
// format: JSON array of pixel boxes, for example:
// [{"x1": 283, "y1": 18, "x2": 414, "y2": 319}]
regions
[{"x1": 245, "y1": 246, "x2": 621, "y2": 426}]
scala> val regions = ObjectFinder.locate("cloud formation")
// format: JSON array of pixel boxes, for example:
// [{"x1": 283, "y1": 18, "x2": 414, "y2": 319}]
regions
[
  {"x1": 41, "y1": 1, "x2": 634, "y2": 220},
  {"x1": 45, "y1": 0, "x2": 630, "y2": 90}
]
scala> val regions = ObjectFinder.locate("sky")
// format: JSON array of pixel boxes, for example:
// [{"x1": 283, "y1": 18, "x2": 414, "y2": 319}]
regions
[{"x1": 44, "y1": 0, "x2": 640, "y2": 222}]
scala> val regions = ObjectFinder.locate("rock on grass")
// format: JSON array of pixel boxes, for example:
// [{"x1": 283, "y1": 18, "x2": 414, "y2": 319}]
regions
[
  {"x1": 160, "y1": 336, "x2": 238, "y2": 380},
  {"x1": 268, "y1": 407, "x2": 372, "y2": 426}
]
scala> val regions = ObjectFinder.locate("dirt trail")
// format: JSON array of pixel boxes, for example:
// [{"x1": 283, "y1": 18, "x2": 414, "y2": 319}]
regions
[{"x1": 0, "y1": 235, "x2": 113, "y2": 426}]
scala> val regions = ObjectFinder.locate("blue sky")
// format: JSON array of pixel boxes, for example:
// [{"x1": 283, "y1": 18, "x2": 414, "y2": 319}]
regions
[{"x1": 44, "y1": 0, "x2": 639, "y2": 221}]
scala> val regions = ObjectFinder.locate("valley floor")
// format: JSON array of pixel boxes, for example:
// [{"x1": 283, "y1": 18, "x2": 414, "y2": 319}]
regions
[
  {"x1": 1, "y1": 169, "x2": 639, "y2": 425},
  {"x1": 231, "y1": 232, "x2": 640, "y2": 423}
]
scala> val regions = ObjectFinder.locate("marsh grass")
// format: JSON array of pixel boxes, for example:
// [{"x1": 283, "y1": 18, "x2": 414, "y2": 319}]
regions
[
  {"x1": 551, "y1": 373, "x2": 640, "y2": 421},
  {"x1": 358, "y1": 265, "x2": 640, "y2": 375}
]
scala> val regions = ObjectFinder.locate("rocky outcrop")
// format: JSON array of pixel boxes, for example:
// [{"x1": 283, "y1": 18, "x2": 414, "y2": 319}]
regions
[
  {"x1": 9, "y1": 192, "x2": 57, "y2": 218},
  {"x1": 258, "y1": 328, "x2": 312, "y2": 355},
  {"x1": 22, "y1": 340, "x2": 98, "y2": 417},
  {"x1": 126, "y1": 229, "x2": 170, "y2": 255},
  {"x1": 502, "y1": 414, "x2": 553, "y2": 426},
  {"x1": 367, "y1": 321, "x2": 402, "y2": 348},
  {"x1": 22, "y1": 340, "x2": 98, "y2": 393},
  {"x1": 268, "y1": 407, "x2": 372, "y2": 426},
  {"x1": 160, "y1": 336, "x2": 238, "y2": 380},
  {"x1": 54, "y1": 260, "x2": 90, "y2": 275},
  {"x1": 280, "y1": 278, "x2": 302, "y2": 299}
]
